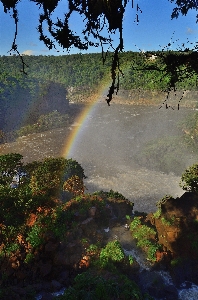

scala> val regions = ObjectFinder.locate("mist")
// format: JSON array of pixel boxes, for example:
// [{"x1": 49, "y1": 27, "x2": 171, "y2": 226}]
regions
[{"x1": 67, "y1": 103, "x2": 197, "y2": 212}]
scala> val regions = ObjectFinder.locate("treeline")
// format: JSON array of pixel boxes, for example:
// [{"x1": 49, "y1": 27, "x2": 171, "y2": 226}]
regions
[
  {"x1": 0, "y1": 51, "x2": 197, "y2": 134},
  {"x1": 0, "y1": 51, "x2": 197, "y2": 96}
]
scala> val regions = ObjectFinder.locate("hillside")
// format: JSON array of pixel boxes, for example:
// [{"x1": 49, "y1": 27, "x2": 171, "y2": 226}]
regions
[{"x1": 0, "y1": 51, "x2": 198, "y2": 134}]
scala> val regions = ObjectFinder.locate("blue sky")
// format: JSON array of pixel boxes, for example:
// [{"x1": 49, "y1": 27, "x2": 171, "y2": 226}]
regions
[{"x1": 0, "y1": 0, "x2": 197, "y2": 56}]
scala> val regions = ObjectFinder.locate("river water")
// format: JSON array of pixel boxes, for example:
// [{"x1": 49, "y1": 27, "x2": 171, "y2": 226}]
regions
[{"x1": 68, "y1": 103, "x2": 197, "y2": 213}]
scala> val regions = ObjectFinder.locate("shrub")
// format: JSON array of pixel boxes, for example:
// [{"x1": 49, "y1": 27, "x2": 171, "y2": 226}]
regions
[
  {"x1": 99, "y1": 240, "x2": 125, "y2": 267},
  {"x1": 26, "y1": 223, "x2": 45, "y2": 248},
  {"x1": 130, "y1": 217, "x2": 160, "y2": 262},
  {"x1": 161, "y1": 216, "x2": 175, "y2": 226},
  {"x1": 153, "y1": 209, "x2": 161, "y2": 219},
  {"x1": 26, "y1": 157, "x2": 86, "y2": 198},
  {"x1": 156, "y1": 195, "x2": 174, "y2": 209},
  {"x1": 57, "y1": 271, "x2": 144, "y2": 300},
  {"x1": 180, "y1": 163, "x2": 198, "y2": 192},
  {"x1": 63, "y1": 175, "x2": 85, "y2": 197},
  {"x1": 93, "y1": 189, "x2": 128, "y2": 200}
]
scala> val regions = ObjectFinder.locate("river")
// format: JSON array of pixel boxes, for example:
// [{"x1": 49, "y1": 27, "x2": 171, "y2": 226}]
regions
[{"x1": 68, "y1": 103, "x2": 197, "y2": 213}]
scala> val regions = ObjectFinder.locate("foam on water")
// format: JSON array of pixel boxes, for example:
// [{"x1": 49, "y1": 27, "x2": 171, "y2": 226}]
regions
[{"x1": 178, "y1": 283, "x2": 198, "y2": 300}]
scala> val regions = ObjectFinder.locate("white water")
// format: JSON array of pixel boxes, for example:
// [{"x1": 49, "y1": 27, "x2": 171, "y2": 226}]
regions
[
  {"x1": 178, "y1": 283, "x2": 198, "y2": 300},
  {"x1": 124, "y1": 248, "x2": 198, "y2": 300},
  {"x1": 68, "y1": 104, "x2": 196, "y2": 212}
]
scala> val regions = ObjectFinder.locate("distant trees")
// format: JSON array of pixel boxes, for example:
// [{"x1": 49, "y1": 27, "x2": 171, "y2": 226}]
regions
[{"x1": 1, "y1": 0, "x2": 198, "y2": 104}]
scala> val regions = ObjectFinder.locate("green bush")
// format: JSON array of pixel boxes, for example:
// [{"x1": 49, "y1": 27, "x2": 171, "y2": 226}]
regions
[
  {"x1": 93, "y1": 189, "x2": 127, "y2": 200},
  {"x1": 100, "y1": 240, "x2": 125, "y2": 266},
  {"x1": 130, "y1": 217, "x2": 160, "y2": 261},
  {"x1": 26, "y1": 223, "x2": 45, "y2": 248},
  {"x1": 57, "y1": 271, "x2": 144, "y2": 300},
  {"x1": 180, "y1": 163, "x2": 198, "y2": 192}
]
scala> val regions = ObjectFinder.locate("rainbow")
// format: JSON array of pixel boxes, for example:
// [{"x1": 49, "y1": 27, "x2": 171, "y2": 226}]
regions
[{"x1": 62, "y1": 83, "x2": 110, "y2": 158}]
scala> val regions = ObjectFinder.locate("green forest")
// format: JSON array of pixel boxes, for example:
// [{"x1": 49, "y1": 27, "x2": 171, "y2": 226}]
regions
[
  {"x1": 0, "y1": 51, "x2": 197, "y2": 136},
  {"x1": 0, "y1": 51, "x2": 197, "y2": 95}
]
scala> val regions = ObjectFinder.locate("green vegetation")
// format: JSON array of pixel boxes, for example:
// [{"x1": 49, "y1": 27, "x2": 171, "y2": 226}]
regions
[
  {"x1": 170, "y1": 257, "x2": 183, "y2": 267},
  {"x1": 0, "y1": 154, "x2": 87, "y2": 258},
  {"x1": 180, "y1": 163, "x2": 198, "y2": 192},
  {"x1": 57, "y1": 271, "x2": 144, "y2": 300},
  {"x1": 3, "y1": 150, "x2": 198, "y2": 296},
  {"x1": 153, "y1": 209, "x2": 162, "y2": 219},
  {"x1": 0, "y1": 52, "x2": 197, "y2": 119},
  {"x1": 161, "y1": 216, "x2": 175, "y2": 227},
  {"x1": 93, "y1": 189, "x2": 128, "y2": 201},
  {"x1": 130, "y1": 217, "x2": 160, "y2": 261},
  {"x1": 99, "y1": 240, "x2": 125, "y2": 267}
]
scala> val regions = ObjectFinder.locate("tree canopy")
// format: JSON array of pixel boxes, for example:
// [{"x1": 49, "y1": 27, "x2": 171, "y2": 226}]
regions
[{"x1": 1, "y1": 0, "x2": 198, "y2": 105}]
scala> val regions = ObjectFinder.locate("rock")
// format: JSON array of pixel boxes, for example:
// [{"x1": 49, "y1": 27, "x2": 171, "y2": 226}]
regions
[
  {"x1": 16, "y1": 270, "x2": 26, "y2": 280},
  {"x1": 139, "y1": 269, "x2": 178, "y2": 299},
  {"x1": 57, "y1": 270, "x2": 69, "y2": 284},
  {"x1": 89, "y1": 206, "x2": 97, "y2": 217},
  {"x1": 26, "y1": 213, "x2": 37, "y2": 226},
  {"x1": 39, "y1": 262, "x2": 52, "y2": 277},
  {"x1": 40, "y1": 291, "x2": 54, "y2": 300},
  {"x1": 45, "y1": 241, "x2": 58, "y2": 252},
  {"x1": 106, "y1": 199, "x2": 133, "y2": 220},
  {"x1": 53, "y1": 241, "x2": 82, "y2": 267},
  {"x1": 50, "y1": 279, "x2": 62, "y2": 291},
  {"x1": 80, "y1": 217, "x2": 98, "y2": 236},
  {"x1": 109, "y1": 217, "x2": 119, "y2": 228},
  {"x1": 164, "y1": 285, "x2": 179, "y2": 300},
  {"x1": 153, "y1": 192, "x2": 198, "y2": 257}
]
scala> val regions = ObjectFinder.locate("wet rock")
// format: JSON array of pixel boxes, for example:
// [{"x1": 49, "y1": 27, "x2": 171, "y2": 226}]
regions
[
  {"x1": 40, "y1": 291, "x2": 54, "y2": 300},
  {"x1": 15, "y1": 269, "x2": 26, "y2": 280},
  {"x1": 57, "y1": 270, "x2": 69, "y2": 284},
  {"x1": 39, "y1": 261, "x2": 52, "y2": 277},
  {"x1": 50, "y1": 279, "x2": 62, "y2": 291},
  {"x1": 89, "y1": 206, "x2": 97, "y2": 217},
  {"x1": 153, "y1": 192, "x2": 198, "y2": 258},
  {"x1": 138, "y1": 269, "x2": 178, "y2": 299},
  {"x1": 80, "y1": 217, "x2": 98, "y2": 236},
  {"x1": 53, "y1": 241, "x2": 82, "y2": 267},
  {"x1": 107, "y1": 199, "x2": 133, "y2": 220}
]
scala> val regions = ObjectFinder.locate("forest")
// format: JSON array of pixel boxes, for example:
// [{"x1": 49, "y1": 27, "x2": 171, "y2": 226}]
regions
[
  {"x1": 0, "y1": 51, "x2": 197, "y2": 94},
  {"x1": 0, "y1": 50, "x2": 197, "y2": 136}
]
